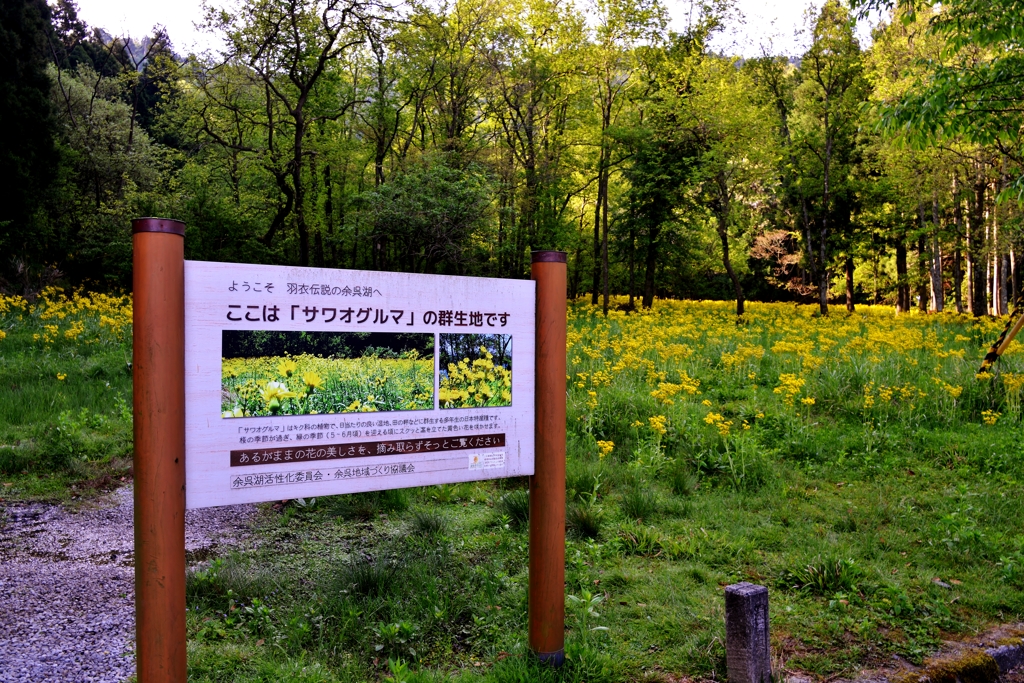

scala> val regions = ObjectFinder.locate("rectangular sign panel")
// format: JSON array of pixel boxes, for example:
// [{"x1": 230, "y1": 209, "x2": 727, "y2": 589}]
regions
[{"x1": 183, "y1": 261, "x2": 535, "y2": 509}]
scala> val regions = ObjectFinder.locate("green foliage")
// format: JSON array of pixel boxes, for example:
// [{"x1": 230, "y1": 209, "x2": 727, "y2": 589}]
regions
[
  {"x1": 409, "y1": 510, "x2": 448, "y2": 538},
  {"x1": 618, "y1": 486, "x2": 658, "y2": 522},
  {"x1": 780, "y1": 557, "x2": 865, "y2": 595},
  {"x1": 567, "y1": 499, "x2": 604, "y2": 540},
  {"x1": 495, "y1": 489, "x2": 530, "y2": 530}
]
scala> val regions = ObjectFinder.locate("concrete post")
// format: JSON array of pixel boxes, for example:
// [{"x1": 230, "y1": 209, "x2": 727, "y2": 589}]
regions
[{"x1": 725, "y1": 582, "x2": 771, "y2": 683}]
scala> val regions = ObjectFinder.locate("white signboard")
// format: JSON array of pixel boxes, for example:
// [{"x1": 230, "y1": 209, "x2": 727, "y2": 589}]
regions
[{"x1": 183, "y1": 261, "x2": 535, "y2": 509}]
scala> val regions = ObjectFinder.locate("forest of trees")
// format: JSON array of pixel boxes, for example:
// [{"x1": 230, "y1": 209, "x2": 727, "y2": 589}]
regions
[{"x1": 2, "y1": 0, "x2": 1023, "y2": 316}]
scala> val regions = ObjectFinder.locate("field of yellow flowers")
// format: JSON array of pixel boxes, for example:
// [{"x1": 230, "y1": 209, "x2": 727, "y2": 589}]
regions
[
  {"x1": 5, "y1": 289, "x2": 1024, "y2": 681},
  {"x1": 0, "y1": 288, "x2": 133, "y2": 490},
  {"x1": 221, "y1": 354, "x2": 434, "y2": 417},
  {"x1": 566, "y1": 297, "x2": 1023, "y2": 464},
  {"x1": 438, "y1": 336, "x2": 513, "y2": 409}
]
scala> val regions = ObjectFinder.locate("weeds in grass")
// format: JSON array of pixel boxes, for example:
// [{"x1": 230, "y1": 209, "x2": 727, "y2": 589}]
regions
[
  {"x1": 337, "y1": 556, "x2": 402, "y2": 598},
  {"x1": 14, "y1": 293, "x2": 1024, "y2": 680},
  {"x1": 409, "y1": 509, "x2": 448, "y2": 537},
  {"x1": 496, "y1": 489, "x2": 529, "y2": 529},
  {"x1": 613, "y1": 521, "x2": 677, "y2": 557},
  {"x1": 325, "y1": 489, "x2": 410, "y2": 520},
  {"x1": 780, "y1": 557, "x2": 864, "y2": 595},
  {"x1": 665, "y1": 460, "x2": 699, "y2": 496},
  {"x1": 567, "y1": 500, "x2": 604, "y2": 540},
  {"x1": 619, "y1": 486, "x2": 657, "y2": 521}
]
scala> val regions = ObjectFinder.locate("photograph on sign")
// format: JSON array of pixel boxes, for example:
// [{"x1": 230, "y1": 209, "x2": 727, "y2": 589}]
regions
[
  {"x1": 184, "y1": 261, "x2": 535, "y2": 509},
  {"x1": 438, "y1": 333, "x2": 513, "y2": 409},
  {"x1": 221, "y1": 330, "x2": 434, "y2": 417}
]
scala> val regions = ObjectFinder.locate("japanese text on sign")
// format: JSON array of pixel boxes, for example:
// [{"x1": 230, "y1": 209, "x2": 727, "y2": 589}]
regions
[{"x1": 230, "y1": 433, "x2": 506, "y2": 467}]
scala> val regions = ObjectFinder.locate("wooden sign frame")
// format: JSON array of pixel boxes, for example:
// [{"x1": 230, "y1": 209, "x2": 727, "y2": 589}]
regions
[{"x1": 131, "y1": 218, "x2": 567, "y2": 681}]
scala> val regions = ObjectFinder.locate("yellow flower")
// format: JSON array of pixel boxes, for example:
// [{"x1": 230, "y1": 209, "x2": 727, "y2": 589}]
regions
[
  {"x1": 56, "y1": 373, "x2": 66, "y2": 381},
  {"x1": 596, "y1": 440, "x2": 614, "y2": 459},
  {"x1": 302, "y1": 371, "x2": 323, "y2": 390},
  {"x1": 982, "y1": 410, "x2": 1000, "y2": 426},
  {"x1": 277, "y1": 359, "x2": 298, "y2": 377},
  {"x1": 800, "y1": 397, "x2": 815, "y2": 406},
  {"x1": 701, "y1": 399, "x2": 712, "y2": 407},
  {"x1": 648, "y1": 415, "x2": 667, "y2": 435},
  {"x1": 260, "y1": 381, "x2": 296, "y2": 413}
]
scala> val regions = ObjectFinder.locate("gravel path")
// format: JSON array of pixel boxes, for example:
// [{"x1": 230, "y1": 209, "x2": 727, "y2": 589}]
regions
[{"x1": 0, "y1": 487, "x2": 257, "y2": 683}]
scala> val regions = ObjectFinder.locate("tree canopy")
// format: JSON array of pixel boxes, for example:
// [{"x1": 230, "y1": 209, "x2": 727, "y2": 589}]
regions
[{"x1": 3, "y1": 0, "x2": 1024, "y2": 318}]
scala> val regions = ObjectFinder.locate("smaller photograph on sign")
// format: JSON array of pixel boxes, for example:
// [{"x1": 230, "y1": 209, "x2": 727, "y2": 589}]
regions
[
  {"x1": 221, "y1": 331, "x2": 434, "y2": 417},
  {"x1": 438, "y1": 333, "x2": 512, "y2": 409}
]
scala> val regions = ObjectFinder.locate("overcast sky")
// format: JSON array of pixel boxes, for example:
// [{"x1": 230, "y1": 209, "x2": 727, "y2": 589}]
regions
[{"x1": 70, "y1": 0, "x2": 878, "y2": 59}]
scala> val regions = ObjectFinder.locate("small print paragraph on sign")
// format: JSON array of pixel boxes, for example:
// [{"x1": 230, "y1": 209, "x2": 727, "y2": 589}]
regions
[{"x1": 229, "y1": 433, "x2": 506, "y2": 467}]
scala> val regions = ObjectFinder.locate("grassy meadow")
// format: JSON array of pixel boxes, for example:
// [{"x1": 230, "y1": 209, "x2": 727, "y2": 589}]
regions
[
  {"x1": 0, "y1": 288, "x2": 134, "y2": 497},
  {"x1": 3, "y1": 291, "x2": 1024, "y2": 682}
]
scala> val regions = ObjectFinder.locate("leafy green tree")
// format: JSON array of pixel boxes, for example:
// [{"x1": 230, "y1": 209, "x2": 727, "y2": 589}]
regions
[
  {"x1": 361, "y1": 156, "x2": 492, "y2": 273},
  {"x1": 202, "y1": 0, "x2": 379, "y2": 266},
  {"x1": 790, "y1": 0, "x2": 869, "y2": 314}
]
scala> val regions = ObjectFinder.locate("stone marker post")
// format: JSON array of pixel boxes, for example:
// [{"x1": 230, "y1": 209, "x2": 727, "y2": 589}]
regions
[{"x1": 725, "y1": 582, "x2": 771, "y2": 683}]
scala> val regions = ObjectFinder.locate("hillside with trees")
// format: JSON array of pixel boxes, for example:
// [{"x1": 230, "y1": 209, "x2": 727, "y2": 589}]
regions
[{"x1": 2, "y1": 0, "x2": 1022, "y2": 317}]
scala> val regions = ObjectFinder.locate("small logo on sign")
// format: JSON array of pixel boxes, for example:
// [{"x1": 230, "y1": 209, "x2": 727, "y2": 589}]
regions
[{"x1": 469, "y1": 452, "x2": 505, "y2": 470}]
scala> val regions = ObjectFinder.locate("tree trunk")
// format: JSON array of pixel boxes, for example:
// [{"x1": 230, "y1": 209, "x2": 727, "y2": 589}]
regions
[
  {"x1": 953, "y1": 182, "x2": 964, "y2": 313},
  {"x1": 628, "y1": 226, "x2": 636, "y2": 310},
  {"x1": 895, "y1": 236, "x2": 909, "y2": 313},
  {"x1": 873, "y1": 257, "x2": 880, "y2": 305},
  {"x1": 801, "y1": 198, "x2": 816, "y2": 294},
  {"x1": 642, "y1": 225, "x2": 660, "y2": 309},
  {"x1": 969, "y1": 167, "x2": 987, "y2": 316},
  {"x1": 715, "y1": 198, "x2": 744, "y2": 316},
  {"x1": 293, "y1": 108, "x2": 309, "y2": 267},
  {"x1": 916, "y1": 234, "x2": 928, "y2": 312},
  {"x1": 591, "y1": 154, "x2": 604, "y2": 306},
  {"x1": 930, "y1": 196, "x2": 943, "y2": 312},
  {"x1": 845, "y1": 256, "x2": 855, "y2": 312},
  {"x1": 324, "y1": 164, "x2": 334, "y2": 264},
  {"x1": 1000, "y1": 253, "x2": 1011, "y2": 315},
  {"x1": 601, "y1": 172, "x2": 610, "y2": 316},
  {"x1": 1012, "y1": 245, "x2": 1022, "y2": 308},
  {"x1": 820, "y1": 110, "x2": 832, "y2": 316},
  {"x1": 953, "y1": 247, "x2": 963, "y2": 313}
]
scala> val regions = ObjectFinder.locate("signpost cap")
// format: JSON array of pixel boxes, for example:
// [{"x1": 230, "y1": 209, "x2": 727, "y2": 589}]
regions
[
  {"x1": 132, "y1": 217, "x2": 186, "y2": 236},
  {"x1": 531, "y1": 250, "x2": 566, "y2": 264}
]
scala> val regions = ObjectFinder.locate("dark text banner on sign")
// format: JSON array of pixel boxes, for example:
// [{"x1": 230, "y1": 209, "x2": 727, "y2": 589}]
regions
[{"x1": 230, "y1": 432, "x2": 506, "y2": 466}]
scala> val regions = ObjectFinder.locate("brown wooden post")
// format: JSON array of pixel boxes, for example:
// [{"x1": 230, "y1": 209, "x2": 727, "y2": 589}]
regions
[
  {"x1": 529, "y1": 250, "x2": 567, "y2": 665},
  {"x1": 132, "y1": 218, "x2": 187, "y2": 683}
]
